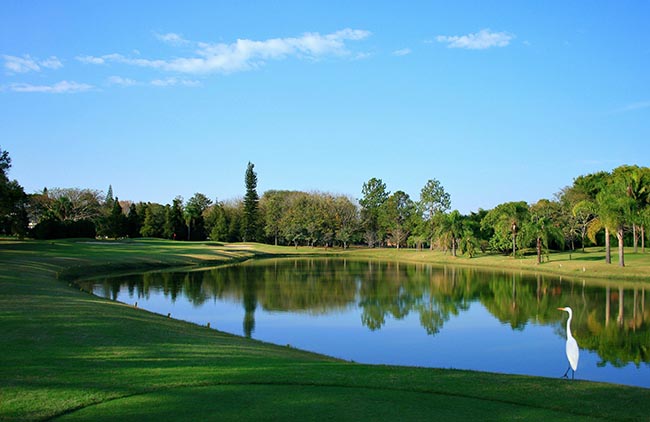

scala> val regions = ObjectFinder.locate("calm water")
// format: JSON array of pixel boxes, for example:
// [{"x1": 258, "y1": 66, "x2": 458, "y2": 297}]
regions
[{"x1": 82, "y1": 258, "x2": 650, "y2": 388}]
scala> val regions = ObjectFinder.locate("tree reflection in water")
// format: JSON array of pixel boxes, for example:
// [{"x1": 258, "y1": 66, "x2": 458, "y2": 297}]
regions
[{"x1": 85, "y1": 258, "x2": 650, "y2": 369}]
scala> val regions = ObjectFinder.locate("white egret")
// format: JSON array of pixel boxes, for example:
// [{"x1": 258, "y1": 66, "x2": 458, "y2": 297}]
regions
[{"x1": 558, "y1": 306, "x2": 579, "y2": 379}]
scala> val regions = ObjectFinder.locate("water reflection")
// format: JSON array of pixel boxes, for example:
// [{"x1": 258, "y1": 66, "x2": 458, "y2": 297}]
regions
[{"x1": 83, "y1": 258, "x2": 650, "y2": 385}]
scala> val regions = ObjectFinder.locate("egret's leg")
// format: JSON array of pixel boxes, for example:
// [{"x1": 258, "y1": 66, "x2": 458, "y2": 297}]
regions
[{"x1": 562, "y1": 365, "x2": 571, "y2": 378}]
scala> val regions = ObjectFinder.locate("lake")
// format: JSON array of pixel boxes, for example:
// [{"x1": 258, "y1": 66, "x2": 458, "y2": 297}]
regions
[{"x1": 81, "y1": 258, "x2": 650, "y2": 388}]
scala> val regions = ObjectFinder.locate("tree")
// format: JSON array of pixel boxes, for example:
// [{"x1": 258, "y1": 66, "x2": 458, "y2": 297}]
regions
[
  {"x1": 260, "y1": 190, "x2": 288, "y2": 246},
  {"x1": 105, "y1": 185, "x2": 114, "y2": 207},
  {"x1": 125, "y1": 203, "x2": 141, "y2": 238},
  {"x1": 242, "y1": 162, "x2": 260, "y2": 242},
  {"x1": 164, "y1": 197, "x2": 186, "y2": 240},
  {"x1": 438, "y1": 210, "x2": 464, "y2": 256},
  {"x1": 612, "y1": 165, "x2": 650, "y2": 253},
  {"x1": 106, "y1": 197, "x2": 127, "y2": 238},
  {"x1": 223, "y1": 199, "x2": 244, "y2": 242},
  {"x1": 185, "y1": 193, "x2": 212, "y2": 241},
  {"x1": 572, "y1": 200, "x2": 597, "y2": 252},
  {"x1": 359, "y1": 178, "x2": 389, "y2": 247},
  {"x1": 419, "y1": 179, "x2": 451, "y2": 250},
  {"x1": 481, "y1": 201, "x2": 529, "y2": 256},
  {"x1": 597, "y1": 175, "x2": 634, "y2": 267},
  {"x1": 0, "y1": 148, "x2": 28, "y2": 237},
  {"x1": 140, "y1": 203, "x2": 166, "y2": 238},
  {"x1": 379, "y1": 191, "x2": 415, "y2": 249},
  {"x1": 38, "y1": 188, "x2": 103, "y2": 222},
  {"x1": 524, "y1": 200, "x2": 565, "y2": 264},
  {"x1": 205, "y1": 201, "x2": 228, "y2": 242},
  {"x1": 333, "y1": 195, "x2": 359, "y2": 249}
]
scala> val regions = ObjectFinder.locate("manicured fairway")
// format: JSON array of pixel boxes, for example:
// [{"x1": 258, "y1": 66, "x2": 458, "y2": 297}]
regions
[{"x1": 1, "y1": 239, "x2": 648, "y2": 421}]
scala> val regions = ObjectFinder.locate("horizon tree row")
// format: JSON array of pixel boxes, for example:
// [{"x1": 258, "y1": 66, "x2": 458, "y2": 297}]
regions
[{"x1": 2, "y1": 147, "x2": 649, "y2": 267}]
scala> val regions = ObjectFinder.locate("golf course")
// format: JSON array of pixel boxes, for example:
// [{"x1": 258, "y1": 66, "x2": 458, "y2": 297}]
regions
[{"x1": 1, "y1": 239, "x2": 649, "y2": 421}]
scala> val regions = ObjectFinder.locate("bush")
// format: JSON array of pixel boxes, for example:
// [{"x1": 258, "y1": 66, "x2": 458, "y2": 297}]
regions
[{"x1": 31, "y1": 219, "x2": 97, "y2": 240}]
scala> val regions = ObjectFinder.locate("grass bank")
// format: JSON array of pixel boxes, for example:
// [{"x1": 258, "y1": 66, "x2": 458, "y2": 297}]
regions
[{"x1": 1, "y1": 239, "x2": 648, "y2": 421}]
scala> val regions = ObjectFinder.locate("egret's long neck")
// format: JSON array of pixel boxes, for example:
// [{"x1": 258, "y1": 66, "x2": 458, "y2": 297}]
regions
[{"x1": 566, "y1": 311, "x2": 573, "y2": 338}]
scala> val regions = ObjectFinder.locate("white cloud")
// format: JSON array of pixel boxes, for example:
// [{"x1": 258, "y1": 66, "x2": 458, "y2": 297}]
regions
[
  {"x1": 40, "y1": 56, "x2": 63, "y2": 69},
  {"x1": 8, "y1": 80, "x2": 93, "y2": 93},
  {"x1": 151, "y1": 77, "x2": 201, "y2": 87},
  {"x1": 77, "y1": 55, "x2": 106, "y2": 65},
  {"x1": 393, "y1": 48, "x2": 412, "y2": 56},
  {"x1": 80, "y1": 28, "x2": 371, "y2": 75},
  {"x1": 155, "y1": 32, "x2": 189, "y2": 46},
  {"x1": 107, "y1": 76, "x2": 137, "y2": 86},
  {"x1": 3, "y1": 54, "x2": 63, "y2": 73},
  {"x1": 436, "y1": 29, "x2": 514, "y2": 50}
]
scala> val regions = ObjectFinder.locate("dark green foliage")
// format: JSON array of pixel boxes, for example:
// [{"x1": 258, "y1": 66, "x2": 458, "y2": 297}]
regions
[
  {"x1": 227, "y1": 205, "x2": 243, "y2": 242},
  {"x1": 242, "y1": 162, "x2": 260, "y2": 242},
  {"x1": 105, "y1": 184, "x2": 114, "y2": 206},
  {"x1": 31, "y1": 218, "x2": 96, "y2": 239},
  {"x1": 481, "y1": 201, "x2": 530, "y2": 255},
  {"x1": 106, "y1": 198, "x2": 127, "y2": 238},
  {"x1": 0, "y1": 147, "x2": 29, "y2": 237},
  {"x1": 185, "y1": 193, "x2": 212, "y2": 241},
  {"x1": 140, "y1": 203, "x2": 167, "y2": 238},
  {"x1": 125, "y1": 203, "x2": 141, "y2": 238},
  {"x1": 164, "y1": 197, "x2": 187, "y2": 240},
  {"x1": 206, "y1": 202, "x2": 228, "y2": 241},
  {"x1": 379, "y1": 190, "x2": 415, "y2": 249},
  {"x1": 359, "y1": 178, "x2": 389, "y2": 247}
]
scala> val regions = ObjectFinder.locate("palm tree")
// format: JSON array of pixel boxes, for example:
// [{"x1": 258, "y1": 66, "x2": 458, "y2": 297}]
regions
[
  {"x1": 438, "y1": 210, "x2": 464, "y2": 256},
  {"x1": 481, "y1": 201, "x2": 529, "y2": 257},
  {"x1": 525, "y1": 200, "x2": 564, "y2": 264},
  {"x1": 614, "y1": 166, "x2": 650, "y2": 253},
  {"x1": 596, "y1": 179, "x2": 634, "y2": 267}
]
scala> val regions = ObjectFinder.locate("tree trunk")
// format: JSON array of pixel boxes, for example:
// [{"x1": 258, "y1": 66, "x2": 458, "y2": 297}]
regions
[
  {"x1": 605, "y1": 227, "x2": 611, "y2": 264},
  {"x1": 512, "y1": 230, "x2": 516, "y2": 258},
  {"x1": 618, "y1": 287, "x2": 624, "y2": 326},
  {"x1": 605, "y1": 286, "x2": 610, "y2": 327},
  {"x1": 617, "y1": 226, "x2": 625, "y2": 267},
  {"x1": 536, "y1": 237, "x2": 542, "y2": 264},
  {"x1": 642, "y1": 225, "x2": 646, "y2": 253},
  {"x1": 581, "y1": 229, "x2": 586, "y2": 252},
  {"x1": 633, "y1": 224, "x2": 638, "y2": 253}
]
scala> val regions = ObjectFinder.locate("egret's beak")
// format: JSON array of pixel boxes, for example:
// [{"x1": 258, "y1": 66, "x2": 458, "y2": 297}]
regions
[{"x1": 557, "y1": 307, "x2": 564, "y2": 311}]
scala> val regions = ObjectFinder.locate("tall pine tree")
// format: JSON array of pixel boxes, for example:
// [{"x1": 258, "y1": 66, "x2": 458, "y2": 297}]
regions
[
  {"x1": 105, "y1": 185, "x2": 114, "y2": 206},
  {"x1": 242, "y1": 162, "x2": 259, "y2": 242}
]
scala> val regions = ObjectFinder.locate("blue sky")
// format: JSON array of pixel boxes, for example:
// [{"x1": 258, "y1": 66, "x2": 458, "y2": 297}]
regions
[{"x1": 1, "y1": 1, "x2": 649, "y2": 213}]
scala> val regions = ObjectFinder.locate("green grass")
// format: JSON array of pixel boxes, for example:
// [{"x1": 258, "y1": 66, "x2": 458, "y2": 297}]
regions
[{"x1": 1, "y1": 239, "x2": 649, "y2": 421}]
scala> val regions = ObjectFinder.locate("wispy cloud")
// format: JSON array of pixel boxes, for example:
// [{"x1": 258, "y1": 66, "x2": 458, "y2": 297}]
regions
[
  {"x1": 392, "y1": 48, "x2": 412, "y2": 56},
  {"x1": 150, "y1": 77, "x2": 200, "y2": 87},
  {"x1": 3, "y1": 54, "x2": 63, "y2": 73},
  {"x1": 78, "y1": 28, "x2": 371, "y2": 74},
  {"x1": 77, "y1": 55, "x2": 107, "y2": 65},
  {"x1": 436, "y1": 29, "x2": 514, "y2": 50},
  {"x1": 155, "y1": 32, "x2": 190, "y2": 46},
  {"x1": 107, "y1": 76, "x2": 137, "y2": 86},
  {"x1": 8, "y1": 80, "x2": 93, "y2": 93}
]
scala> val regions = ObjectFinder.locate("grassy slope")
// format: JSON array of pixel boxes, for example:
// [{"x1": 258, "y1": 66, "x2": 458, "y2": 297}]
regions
[{"x1": 1, "y1": 239, "x2": 648, "y2": 421}]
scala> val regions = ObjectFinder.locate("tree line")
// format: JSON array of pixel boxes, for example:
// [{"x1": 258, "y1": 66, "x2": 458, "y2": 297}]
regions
[{"x1": 2, "y1": 146, "x2": 649, "y2": 266}]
